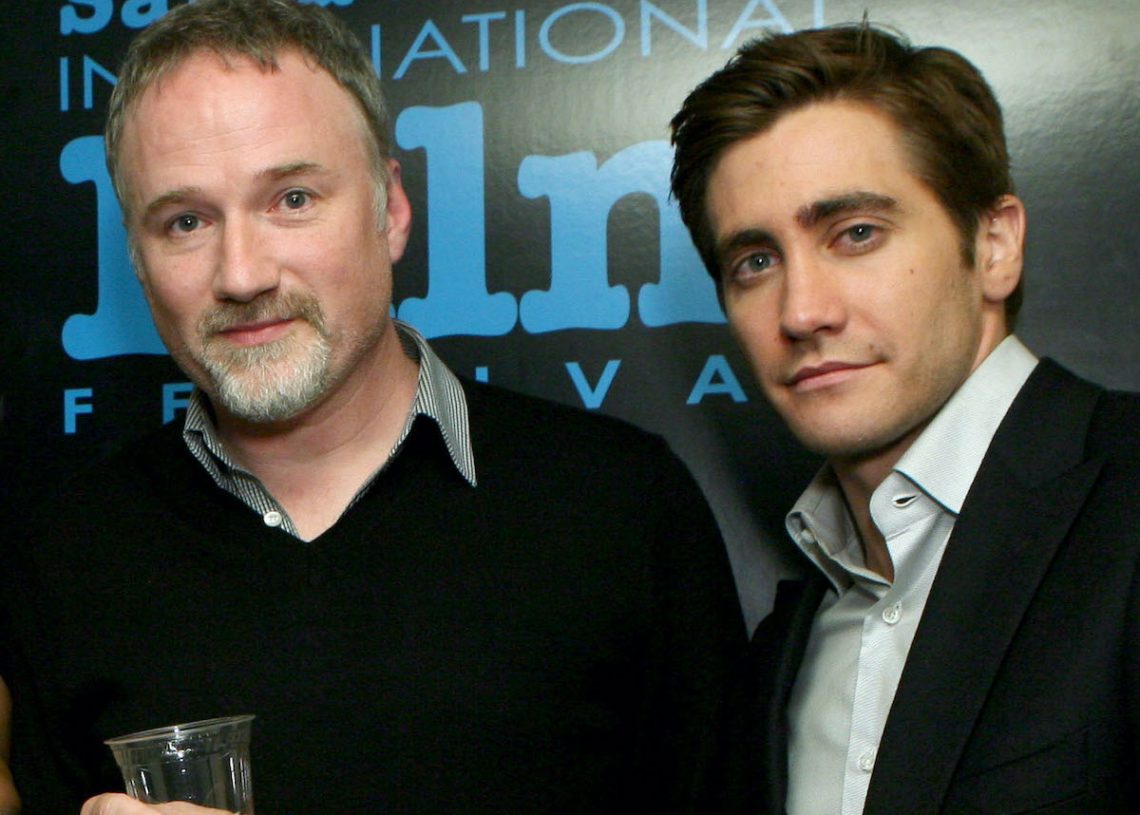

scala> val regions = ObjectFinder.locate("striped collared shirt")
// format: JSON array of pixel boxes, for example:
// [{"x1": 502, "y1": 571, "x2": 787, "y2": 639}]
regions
[{"x1": 181, "y1": 320, "x2": 477, "y2": 539}]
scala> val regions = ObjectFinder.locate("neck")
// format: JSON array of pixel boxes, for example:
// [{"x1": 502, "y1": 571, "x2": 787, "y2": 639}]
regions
[
  {"x1": 213, "y1": 323, "x2": 420, "y2": 540},
  {"x1": 831, "y1": 446, "x2": 910, "y2": 583}
]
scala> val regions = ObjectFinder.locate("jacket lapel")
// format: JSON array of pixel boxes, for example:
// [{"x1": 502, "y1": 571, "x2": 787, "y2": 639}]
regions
[
  {"x1": 864, "y1": 360, "x2": 1105, "y2": 814},
  {"x1": 765, "y1": 577, "x2": 826, "y2": 815}
]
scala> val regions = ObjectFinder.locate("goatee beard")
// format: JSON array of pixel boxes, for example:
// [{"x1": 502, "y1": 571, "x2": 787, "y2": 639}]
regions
[{"x1": 198, "y1": 292, "x2": 333, "y2": 423}]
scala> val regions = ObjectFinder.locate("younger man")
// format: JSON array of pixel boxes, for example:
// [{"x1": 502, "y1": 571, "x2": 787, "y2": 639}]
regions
[{"x1": 672, "y1": 24, "x2": 1140, "y2": 814}]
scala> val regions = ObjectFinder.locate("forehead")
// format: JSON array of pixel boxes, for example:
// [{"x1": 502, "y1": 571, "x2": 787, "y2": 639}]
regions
[
  {"x1": 706, "y1": 101, "x2": 922, "y2": 230},
  {"x1": 131, "y1": 47, "x2": 361, "y2": 127},
  {"x1": 118, "y1": 49, "x2": 370, "y2": 199}
]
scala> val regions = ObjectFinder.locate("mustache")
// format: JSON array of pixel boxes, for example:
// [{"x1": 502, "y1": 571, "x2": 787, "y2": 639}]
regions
[{"x1": 199, "y1": 292, "x2": 327, "y2": 338}]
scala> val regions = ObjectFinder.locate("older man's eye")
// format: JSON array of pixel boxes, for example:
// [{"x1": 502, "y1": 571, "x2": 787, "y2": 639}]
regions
[
  {"x1": 171, "y1": 214, "x2": 200, "y2": 233},
  {"x1": 283, "y1": 190, "x2": 310, "y2": 209}
]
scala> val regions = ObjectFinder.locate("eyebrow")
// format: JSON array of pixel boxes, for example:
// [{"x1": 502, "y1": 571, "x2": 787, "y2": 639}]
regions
[
  {"x1": 141, "y1": 186, "x2": 203, "y2": 222},
  {"x1": 140, "y1": 162, "x2": 333, "y2": 221},
  {"x1": 795, "y1": 191, "x2": 899, "y2": 229},
  {"x1": 254, "y1": 160, "x2": 329, "y2": 183}
]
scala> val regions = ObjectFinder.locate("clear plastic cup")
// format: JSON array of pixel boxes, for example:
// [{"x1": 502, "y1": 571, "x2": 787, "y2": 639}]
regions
[{"x1": 104, "y1": 715, "x2": 255, "y2": 814}]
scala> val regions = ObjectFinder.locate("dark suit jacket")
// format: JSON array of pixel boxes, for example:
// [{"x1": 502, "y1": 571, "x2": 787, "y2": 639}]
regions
[{"x1": 743, "y1": 359, "x2": 1140, "y2": 814}]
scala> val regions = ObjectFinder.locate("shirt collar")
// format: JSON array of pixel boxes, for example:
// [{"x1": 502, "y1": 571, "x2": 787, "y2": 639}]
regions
[
  {"x1": 183, "y1": 319, "x2": 477, "y2": 491},
  {"x1": 396, "y1": 321, "x2": 477, "y2": 487},
  {"x1": 786, "y1": 467, "x2": 864, "y2": 592},
  {"x1": 893, "y1": 334, "x2": 1036, "y2": 514}
]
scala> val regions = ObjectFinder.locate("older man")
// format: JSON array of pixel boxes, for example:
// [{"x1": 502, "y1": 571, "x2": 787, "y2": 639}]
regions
[
  {"x1": 2, "y1": 2, "x2": 745, "y2": 813},
  {"x1": 671, "y1": 23, "x2": 1140, "y2": 815}
]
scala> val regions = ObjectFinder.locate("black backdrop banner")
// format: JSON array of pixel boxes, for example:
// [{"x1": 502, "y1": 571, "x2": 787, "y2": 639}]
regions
[{"x1": 2, "y1": 0, "x2": 1137, "y2": 628}]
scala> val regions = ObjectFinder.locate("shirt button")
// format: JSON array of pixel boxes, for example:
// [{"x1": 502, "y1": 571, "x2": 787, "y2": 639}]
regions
[
  {"x1": 882, "y1": 602, "x2": 902, "y2": 624},
  {"x1": 801, "y1": 529, "x2": 817, "y2": 545},
  {"x1": 858, "y1": 749, "x2": 876, "y2": 772},
  {"x1": 263, "y1": 510, "x2": 283, "y2": 528}
]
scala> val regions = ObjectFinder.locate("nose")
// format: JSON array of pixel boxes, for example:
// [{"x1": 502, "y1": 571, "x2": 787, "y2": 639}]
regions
[
  {"x1": 212, "y1": 218, "x2": 280, "y2": 303},
  {"x1": 778, "y1": 256, "x2": 846, "y2": 340}
]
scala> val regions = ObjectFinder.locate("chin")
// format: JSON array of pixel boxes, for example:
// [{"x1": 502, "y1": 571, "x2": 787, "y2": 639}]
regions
[{"x1": 788, "y1": 420, "x2": 892, "y2": 460}]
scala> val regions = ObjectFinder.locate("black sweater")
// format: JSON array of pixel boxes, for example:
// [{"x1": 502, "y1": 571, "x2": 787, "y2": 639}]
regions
[{"x1": 4, "y1": 380, "x2": 746, "y2": 814}]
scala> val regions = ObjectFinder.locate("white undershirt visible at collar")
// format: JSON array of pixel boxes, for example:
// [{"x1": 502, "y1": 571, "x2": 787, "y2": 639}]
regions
[{"x1": 784, "y1": 335, "x2": 1038, "y2": 815}]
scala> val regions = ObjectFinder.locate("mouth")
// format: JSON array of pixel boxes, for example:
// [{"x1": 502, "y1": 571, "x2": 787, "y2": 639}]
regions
[
  {"x1": 214, "y1": 317, "x2": 298, "y2": 347},
  {"x1": 787, "y1": 360, "x2": 875, "y2": 391}
]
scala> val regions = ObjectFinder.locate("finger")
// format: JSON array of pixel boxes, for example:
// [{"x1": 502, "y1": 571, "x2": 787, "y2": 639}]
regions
[{"x1": 80, "y1": 793, "x2": 150, "y2": 815}]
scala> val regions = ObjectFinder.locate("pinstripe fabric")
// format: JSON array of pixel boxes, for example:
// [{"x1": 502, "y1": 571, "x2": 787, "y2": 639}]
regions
[{"x1": 182, "y1": 320, "x2": 476, "y2": 538}]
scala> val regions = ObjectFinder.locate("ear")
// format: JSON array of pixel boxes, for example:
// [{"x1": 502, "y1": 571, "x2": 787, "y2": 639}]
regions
[
  {"x1": 977, "y1": 194, "x2": 1026, "y2": 305},
  {"x1": 382, "y1": 158, "x2": 413, "y2": 264},
  {"x1": 126, "y1": 233, "x2": 146, "y2": 282}
]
